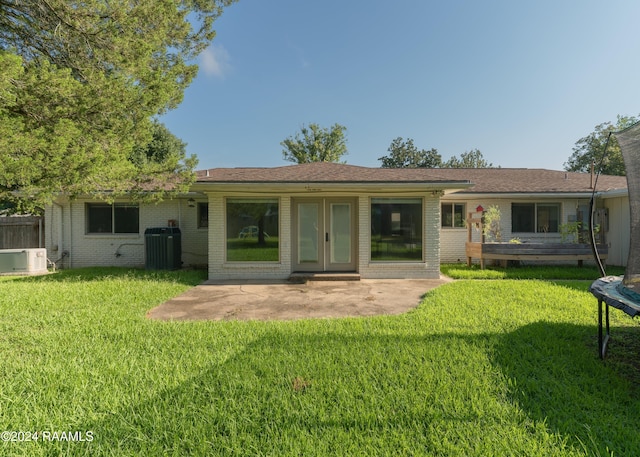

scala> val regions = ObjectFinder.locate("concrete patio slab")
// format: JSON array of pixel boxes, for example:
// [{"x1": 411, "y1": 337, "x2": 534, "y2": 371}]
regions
[{"x1": 147, "y1": 277, "x2": 452, "y2": 321}]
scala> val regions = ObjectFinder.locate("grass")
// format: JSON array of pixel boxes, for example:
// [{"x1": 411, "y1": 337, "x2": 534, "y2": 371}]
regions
[
  {"x1": 226, "y1": 237, "x2": 279, "y2": 262},
  {"x1": 441, "y1": 263, "x2": 626, "y2": 280},
  {"x1": 0, "y1": 267, "x2": 639, "y2": 456},
  {"x1": 371, "y1": 238, "x2": 423, "y2": 261}
]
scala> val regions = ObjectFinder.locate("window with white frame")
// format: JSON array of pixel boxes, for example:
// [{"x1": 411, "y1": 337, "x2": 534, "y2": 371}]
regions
[
  {"x1": 441, "y1": 203, "x2": 466, "y2": 228},
  {"x1": 86, "y1": 203, "x2": 139, "y2": 234},
  {"x1": 511, "y1": 203, "x2": 560, "y2": 233}
]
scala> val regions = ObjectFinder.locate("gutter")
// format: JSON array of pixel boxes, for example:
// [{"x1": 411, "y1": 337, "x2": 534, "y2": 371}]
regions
[
  {"x1": 442, "y1": 192, "x2": 611, "y2": 200},
  {"x1": 598, "y1": 188, "x2": 629, "y2": 199}
]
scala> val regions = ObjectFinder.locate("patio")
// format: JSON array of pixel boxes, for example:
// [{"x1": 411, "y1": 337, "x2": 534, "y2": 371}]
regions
[{"x1": 147, "y1": 277, "x2": 452, "y2": 321}]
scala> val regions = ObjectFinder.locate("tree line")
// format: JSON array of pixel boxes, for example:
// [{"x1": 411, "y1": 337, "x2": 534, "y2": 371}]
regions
[
  {"x1": 281, "y1": 124, "x2": 495, "y2": 169},
  {"x1": 281, "y1": 116, "x2": 639, "y2": 175}
]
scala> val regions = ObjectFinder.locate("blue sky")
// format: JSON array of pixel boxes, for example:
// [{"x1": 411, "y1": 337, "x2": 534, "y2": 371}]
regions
[{"x1": 161, "y1": 0, "x2": 640, "y2": 171}]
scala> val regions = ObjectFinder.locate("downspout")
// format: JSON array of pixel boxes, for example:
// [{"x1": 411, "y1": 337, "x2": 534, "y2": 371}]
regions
[
  {"x1": 51, "y1": 201, "x2": 68, "y2": 268},
  {"x1": 52, "y1": 202, "x2": 63, "y2": 256},
  {"x1": 69, "y1": 200, "x2": 73, "y2": 268}
]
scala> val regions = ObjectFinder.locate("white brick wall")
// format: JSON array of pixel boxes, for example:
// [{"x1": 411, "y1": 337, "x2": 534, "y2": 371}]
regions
[
  {"x1": 45, "y1": 197, "x2": 208, "y2": 269},
  {"x1": 359, "y1": 194, "x2": 441, "y2": 279},
  {"x1": 439, "y1": 197, "x2": 592, "y2": 264},
  {"x1": 44, "y1": 191, "x2": 626, "y2": 273},
  {"x1": 206, "y1": 193, "x2": 443, "y2": 281},
  {"x1": 207, "y1": 195, "x2": 292, "y2": 280}
]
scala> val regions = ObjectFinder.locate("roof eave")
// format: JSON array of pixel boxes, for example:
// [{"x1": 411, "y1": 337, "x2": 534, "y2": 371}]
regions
[{"x1": 443, "y1": 191, "x2": 608, "y2": 200}]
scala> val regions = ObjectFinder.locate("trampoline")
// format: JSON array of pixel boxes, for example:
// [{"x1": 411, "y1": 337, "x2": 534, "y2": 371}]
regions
[{"x1": 590, "y1": 121, "x2": 640, "y2": 358}]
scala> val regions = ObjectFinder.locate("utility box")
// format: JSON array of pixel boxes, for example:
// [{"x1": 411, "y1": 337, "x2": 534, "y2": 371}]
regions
[{"x1": 144, "y1": 227, "x2": 182, "y2": 270}]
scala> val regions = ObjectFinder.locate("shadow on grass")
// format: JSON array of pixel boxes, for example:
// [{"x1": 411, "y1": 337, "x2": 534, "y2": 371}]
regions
[
  {"x1": 81, "y1": 324, "x2": 640, "y2": 456},
  {"x1": 4, "y1": 267, "x2": 207, "y2": 286},
  {"x1": 494, "y1": 321, "x2": 640, "y2": 455}
]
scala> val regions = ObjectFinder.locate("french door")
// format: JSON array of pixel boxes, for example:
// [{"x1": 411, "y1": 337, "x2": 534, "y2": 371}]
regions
[{"x1": 293, "y1": 198, "x2": 357, "y2": 272}]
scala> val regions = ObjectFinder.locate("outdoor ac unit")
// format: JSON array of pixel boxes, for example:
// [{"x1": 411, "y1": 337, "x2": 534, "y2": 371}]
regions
[{"x1": 0, "y1": 248, "x2": 47, "y2": 274}]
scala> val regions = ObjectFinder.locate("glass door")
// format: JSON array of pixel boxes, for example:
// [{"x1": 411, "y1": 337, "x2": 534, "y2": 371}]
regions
[
  {"x1": 293, "y1": 198, "x2": 357, "y2": 272},
  {"x1": 297, "y1": 201, "x2": 321, "y2": 270},
  {"x1": 327, "y1": 201, "x2": 355, "y2": 270}
]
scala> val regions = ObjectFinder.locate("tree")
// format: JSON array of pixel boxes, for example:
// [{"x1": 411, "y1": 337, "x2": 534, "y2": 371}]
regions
[
  {"x1": 281, "y1": 123, "x2": 348, "y2": 163},
  {"x1": 443, "y1": 149, "x2": 494, "y2": 168},
  {"x1": 0, "y1": 0, "x2": 235, "y2": 212},
  {"x1": 128, "y1": 121, "x2": 198, "y2": 201},
  {"x1": 378, "y1": 137, "x2": 443, "y2": 168},
  {"x1": 564, "y1": 114, "x2": 639, "y2": 176}
]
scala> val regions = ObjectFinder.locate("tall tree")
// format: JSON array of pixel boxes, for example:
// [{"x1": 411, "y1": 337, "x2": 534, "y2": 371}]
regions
[
  {"x1": 281, "y1": 123, "x2": 348, "y2": 163},
  {"x1": 379, "y1": 137, "x2": 443, "y2": 168},
  {"x1": 0, "y1": 0, "x2": 235, "y2": 212},
  {"x1": 564, "y1": 114, "x2": 639, "y2": 176},
  {"x1": 128, "y1": 121, "x2": 198, "y2": 200},
  {"x1": 443, "y1": 149, "x2": 494, "y2": 168}
]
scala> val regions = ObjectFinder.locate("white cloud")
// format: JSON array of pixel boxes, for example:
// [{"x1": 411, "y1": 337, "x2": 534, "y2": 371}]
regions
[{"x1": 200, "y1": 44, "x2": 231, "y2": 79}]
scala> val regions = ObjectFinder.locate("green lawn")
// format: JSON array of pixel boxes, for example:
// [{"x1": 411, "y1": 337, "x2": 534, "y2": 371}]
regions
[
  {"x1": 441, "y1": 263, "x2": 627, "y2": 280},
  {"x1": 1, "y1": 267, "x2": 638, "y2": 456},
  {"x1": 226, "y1": 237, "x2": 279, "y2": 262}
]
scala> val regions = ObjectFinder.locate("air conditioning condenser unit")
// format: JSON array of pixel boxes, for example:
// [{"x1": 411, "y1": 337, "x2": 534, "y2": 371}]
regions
[{"x1": 0, "y1": 248, "x2": 48, "y2": 275}]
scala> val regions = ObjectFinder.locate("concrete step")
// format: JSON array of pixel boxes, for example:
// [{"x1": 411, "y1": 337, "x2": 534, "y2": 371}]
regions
[{"x1": 289, "y1": 272, "x2": 361, "y2": 282}]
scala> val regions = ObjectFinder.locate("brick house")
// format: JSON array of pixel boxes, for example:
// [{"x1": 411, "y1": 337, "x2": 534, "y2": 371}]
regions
[{"x1": 44, "y1": 163, "x2": 629, "y2": 279}]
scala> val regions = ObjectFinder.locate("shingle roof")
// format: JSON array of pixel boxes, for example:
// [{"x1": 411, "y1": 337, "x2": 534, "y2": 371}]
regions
[
  {"x1": 195, "y1": 163, "x2": 628, "y2": 194},
  {"x1": 426, "y1": 168, "x2": 627, "y2": 194},
  {"x1": 196, "y1": 162, "x2": 470, "y2": 184}
]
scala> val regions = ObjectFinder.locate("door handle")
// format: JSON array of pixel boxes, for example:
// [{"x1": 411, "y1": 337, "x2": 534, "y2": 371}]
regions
[{"x1": 326, "y1": 233, "x2": 329, "y2": 242}]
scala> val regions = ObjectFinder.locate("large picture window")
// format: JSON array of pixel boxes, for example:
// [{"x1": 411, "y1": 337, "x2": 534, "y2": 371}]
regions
[
  {"x1": 371, "y1": 198, "x2": 422, "y2": 261},
  {"x1": 226, "y1": 199, "x2": 279, "y2": 262},
  {"x1": 512, "y1": 203, "x2": 560, "y2": 233},
  {"x1": 441, "y1": 203, "x2": 466, "y2": 228},
  {"x1": 86, "y1": 203, "x2": 139, "y2": 234}
]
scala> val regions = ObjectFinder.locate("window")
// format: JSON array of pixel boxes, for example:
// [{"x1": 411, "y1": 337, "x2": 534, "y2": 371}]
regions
[
  {"x1": 86, "y1": 203, "x2": 139, "y2": 234},
  {"x1": 198, "y1": 203, "x2": 209, "y2": 228},
  {"x1": 441, "y1": 203, "x2": 466, "y2": 228},
  {"x1": 512, "y1": 203, "x2": 560, "y2": 233},
  {"x1": 226, "y1": 199, "x2": 279, "y2": 262},
  {"x1": 371, "y1": 198, "x2": 422, "y2": 261}
]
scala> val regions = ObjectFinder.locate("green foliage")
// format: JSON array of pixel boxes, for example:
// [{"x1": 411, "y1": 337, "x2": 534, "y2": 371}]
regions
[
  {"x1": 281, "y1": 123, "x2": 348, "y2": 163},
  {"x1": 559, "y1": 221, "x2": 582, "y2": 243},
  {"x1": 482, "y1": 205, "x2": 502, "y2": 242},
  {"x1": 0, "y1": 0, "x2": 236, "y2": 211},
  {"x1": 379, "y1": 140, "x2": 496, "y2": 169},
  {"x1": 443, "y1": 148, "x2": 495, "y2": 168},
  {"x1": 378, "y1": 137, "x2": 443, "y2": 168},
  {"x1": 564, "y1": 114, "x2": 640, "y2": 176},
  {"x1": 128, "y1": 121, "x2": 199, "y2": 203},
  {"x1": 0, "y1": 268, "x2": 638, "y2": 456}
]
